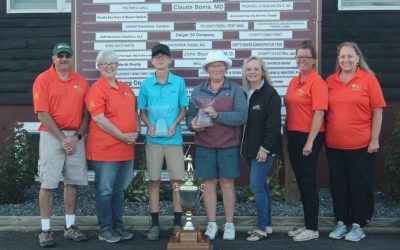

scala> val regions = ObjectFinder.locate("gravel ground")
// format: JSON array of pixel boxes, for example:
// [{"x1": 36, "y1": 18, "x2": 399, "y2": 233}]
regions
[{"x1": 1, "y1": 183, "x2": 399, "y2": 218}]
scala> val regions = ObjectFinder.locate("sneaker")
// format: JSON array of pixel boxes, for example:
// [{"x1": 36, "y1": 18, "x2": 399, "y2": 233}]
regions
[
  {"x1": 329, "y1": 221, "x2": 348, "y2": 239},
  {"x1": 99, "y1": 229, "x2": 122, "y2": 243},
  {"x1": 204, "y1": 222, "x2": 218, "y2": 240},
  {"x1": 64, "y1": 225, "x2": 88, "y2": 242},
  {"x1": 293, "y1": 229, "x2": 319, "y2": 241},
  {"x1": 345, "y1": 223, "x2": 366, "y2": 242},
  {"x1": 288, "y1": 226, "x2": 305, "y2": 237},
  {"x1": 114, "y1": 227, "x2": 134, "y2": 240},
  {"x1": 223, "y1": 222, "x2": 235, "y2": 241},
  {"x1": 146, "y1": 225, "x2": 161, "y2": 241},
  {"x1": 39, "y1": 230, "x2": 55, "y2": 247}
]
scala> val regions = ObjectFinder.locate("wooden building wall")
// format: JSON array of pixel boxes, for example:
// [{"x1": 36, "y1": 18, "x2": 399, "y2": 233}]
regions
[
  {"x1": 0, "y1": 1, "x2": 399, "y2": 187},
  {"x1": 321, "y1": 1, "x2": 400, "y2": 101},
  {"x1": 0, "y1": 1, "x2": 71, "y2": 105}
]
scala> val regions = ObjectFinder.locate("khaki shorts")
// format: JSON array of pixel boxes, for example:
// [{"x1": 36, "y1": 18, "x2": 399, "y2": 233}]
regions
[
  {"x1": 145, "y1": 142, "x2": 185, "y2": 181},
  {"x1": 38, "y1": 131, "x2": 88, "y2": 189}
]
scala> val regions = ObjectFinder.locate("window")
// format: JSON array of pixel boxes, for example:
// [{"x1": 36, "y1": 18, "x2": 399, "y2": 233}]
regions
[
  {"x1": 7, "y1": 0, "x2": 71, "y2": 13},
  {"x1": 339, "y1": 0, "x2": 400, "y2": 10}
]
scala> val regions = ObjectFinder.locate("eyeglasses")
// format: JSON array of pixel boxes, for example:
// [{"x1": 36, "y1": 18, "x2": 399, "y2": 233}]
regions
[
  {"x1": 99, "y1": 62, "x2": 118, "y2": 68},
  {"x1": 295, "y1": 56, "x2": 314, "y2": 61},
  {"x1": 207, "y1": 63, "x2": 226, "y2": 69},
  {"x1": 152, "y1": 54, "x2": 169, "y2": 60},
  {"x1": 56, "y1": 53, "x2": 72, "y2": 59}
]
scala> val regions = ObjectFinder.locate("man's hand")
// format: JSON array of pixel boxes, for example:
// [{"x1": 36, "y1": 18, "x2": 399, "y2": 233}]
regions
[
  {"x1": 168, "y1": 124, "x2": 177, "y2": 136},
  {"x1": 147, "y1": 126, "x2": 155, "y2": 137},
  {"x1": 61, "y1": 136, "x2": 78, "y2": 155}
]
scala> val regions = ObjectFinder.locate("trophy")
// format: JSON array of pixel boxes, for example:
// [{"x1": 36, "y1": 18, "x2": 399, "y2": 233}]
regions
[{"x1": 167, "y1": 155, "x2": 211, "y2": 250}]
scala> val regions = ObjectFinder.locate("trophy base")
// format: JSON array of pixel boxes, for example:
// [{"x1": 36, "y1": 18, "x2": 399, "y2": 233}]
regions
[{"x1": 167, "y1": 228, "x2": 211, "y2": 250}]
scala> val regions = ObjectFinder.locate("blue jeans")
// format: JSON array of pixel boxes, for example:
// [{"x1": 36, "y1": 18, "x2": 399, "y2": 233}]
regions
[
  {"x1": 248, "y1": 155, "x2": 275, "y2": 230},
  {"x1": 92, "y1": 160, "x2": 134, "y2": 232}
]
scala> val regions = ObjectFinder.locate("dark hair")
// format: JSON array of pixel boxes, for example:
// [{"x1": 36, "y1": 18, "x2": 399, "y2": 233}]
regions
[
  {"x1": 335, "y1": 41, "x2": 374, "y2": 74},
  {"x1": 296, "y1": 40, "x2": 317, "y2": 59}
]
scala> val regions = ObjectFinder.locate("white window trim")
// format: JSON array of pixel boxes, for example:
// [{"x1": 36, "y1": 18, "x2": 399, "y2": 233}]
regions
[
  {"x1": 338, "y1": 0, "x2": 400, "y2": 10},
  {"x1": 7, "y1": 0, "x2": 71, "y2": 14}
]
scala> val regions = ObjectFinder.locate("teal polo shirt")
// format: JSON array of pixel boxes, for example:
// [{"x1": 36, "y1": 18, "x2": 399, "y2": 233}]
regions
[{"x1": 138, "y1": 72, "x2": 189, "y2": 145}]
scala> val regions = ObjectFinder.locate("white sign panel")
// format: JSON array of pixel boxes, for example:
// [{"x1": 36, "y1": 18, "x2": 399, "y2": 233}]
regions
[
  {"x1": 182, "y1": 50, "x2": 235, "y2": 59},
  {"x1": 171, "y1": 31, "x2": 223, "y2": 40},
  {"x1": 174, "y1": 59, "x2": 202, "y2": 68},
  {"x1": 161, "y1": 41, "x2": 212, "y2": 49},
  {"x1": 231, "y1": 41, "x2": 284, "y2": 49},
  {"x1": 118, "y1": 60, "x2": 148, "y2": 69},
  {"x1": 96, "y1": 13, "x2": 148, "y2": 22},
  {"x1": 172, "y1": 3, "x2": 225, "y2": 12},
  {"x1": 252, "y1": 49, "x2": 296, "y2": 58},
  {"x1": 110, "y1": 4, "x2": 162, "y2": 12},
  {"x1": 196, "y1": 22, "x2": 248, "y2": 30},
  {"x1": 122, "y1": 22, "x2": 174, "y2": 31},
  {"x1": 199, "y1": 69, "x2": 242, "y2": 77},
  {"x1": 240, "y1": 2, "x2": 293, "y2": 11},
  {"x1": 264, "y1": 59, "x2": 297, "y2": 68},
  {"x1": 227, "y1": 12, "x2": 280, "y2": 20},
  {"x1": 239, "y1": 31, "x2": 292, "y2": 39},
  {"x1": 96, "y1": 32, "x2": 147, "y2": 40},
  {"x1": 117, "y1": 70, "x2": 154, "y2": 79},
  {"x1": 255, "y1": 21, "x2": 308, "y2": 30},
  {"x1": 269, "y1": 69, "x2": 299, "y2": 78},
  {"x1": 116, "y1": 51, "x2": 152, "y2": 60},
  {"x1": 94, "y1": 42, "x2": 146, "y2": 50}
]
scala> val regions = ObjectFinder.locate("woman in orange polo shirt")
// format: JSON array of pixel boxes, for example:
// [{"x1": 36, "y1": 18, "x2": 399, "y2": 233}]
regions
[
  {"x1": 284, "y1": 40, "x2": 328, "y2": 241},
  {"x1": 85, "y1": 50, "x2": 140, "y2": 243},
  {"x1": 325, "y1": 42, "x2": 386, "y2": 242}
]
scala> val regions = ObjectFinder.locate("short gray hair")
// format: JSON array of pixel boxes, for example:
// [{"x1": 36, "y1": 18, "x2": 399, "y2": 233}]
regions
[{"x1": 96, "y1": 50, "x2": 119, "y2": 68}]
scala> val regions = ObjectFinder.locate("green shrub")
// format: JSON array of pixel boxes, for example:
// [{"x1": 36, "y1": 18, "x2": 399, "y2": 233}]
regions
[
  {"x1": 125, "y1": 148, "x2": 149, "y2": 202},
  {"x1": 383, "y1": 111, "x2": 400, "y2": 205},
  {"x1": 0, "y1": 122, "x2": 37, "y2": 204}
]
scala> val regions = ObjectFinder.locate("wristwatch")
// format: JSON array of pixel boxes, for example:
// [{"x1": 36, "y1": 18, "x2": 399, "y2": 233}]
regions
[{"x1": 74, "y1": 132, "x2": 83, "y2": 141}]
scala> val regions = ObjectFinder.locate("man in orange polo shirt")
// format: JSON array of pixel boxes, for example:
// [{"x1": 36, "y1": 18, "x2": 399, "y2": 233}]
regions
[{"x1": 32, "y1": 43, "x2": 89, "y2": 247}]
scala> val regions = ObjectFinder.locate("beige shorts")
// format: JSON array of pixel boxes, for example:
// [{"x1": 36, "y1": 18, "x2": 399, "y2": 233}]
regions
[
  {"x1": 145, "y1": 142, "x2": 185, "y2": 181},
  {"x1": 38, "y1": 131, "x2": 88, "y2": 189}
]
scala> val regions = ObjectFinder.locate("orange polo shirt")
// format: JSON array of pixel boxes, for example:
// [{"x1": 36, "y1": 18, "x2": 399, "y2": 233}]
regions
[
  {"x1": 325, "y1": 68, "x2": 386, "y2": 149},
  {"x1": 32, "y1": 65, "x2": 88, "y2": 131},
  {"x1": 85, "y1": 76, "x2": 138, "y2": 161},
  {"x1": 285, "y1": 69, "x2": 328, "y2": 132}
]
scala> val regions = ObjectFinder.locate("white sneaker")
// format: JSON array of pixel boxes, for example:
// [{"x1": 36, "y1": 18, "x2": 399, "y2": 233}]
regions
[
  {"x1": 223, "y1": 222, "x2": 235, "y2": 240},
  {"x1": 204, "y1": 222, "x2": 218, "y2": 240},
  {"x1": 329, "y1": 221, "x2": 348, "y2": 239},
  {"x1": 293, "y1": 229, "x2": 319, "y2": 241},
  {"x1": 288, "y1": 226, "x2": 305, "y2": 237}
]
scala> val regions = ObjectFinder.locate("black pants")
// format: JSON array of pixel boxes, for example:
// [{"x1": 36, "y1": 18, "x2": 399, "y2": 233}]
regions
[
  {"x1": 326, "y1": 147, "x2": 375, "y2": 227},
  {"x1": 288, "y1": 131, "x2": 324, "y2": 231}
]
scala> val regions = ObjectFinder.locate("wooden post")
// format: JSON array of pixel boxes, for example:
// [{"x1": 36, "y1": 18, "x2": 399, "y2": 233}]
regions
[{"x1": 283, "y1": 128, "x2": 301, "y2": 202}]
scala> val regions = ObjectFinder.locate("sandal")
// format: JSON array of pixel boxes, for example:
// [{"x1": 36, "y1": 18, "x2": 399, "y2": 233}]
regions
[
  {"x1": 247, "y1": 228, "x2": 273, "y2": 235},
  {"x1": 246, "y1": 230, "x2": 267, "y2": 242}
]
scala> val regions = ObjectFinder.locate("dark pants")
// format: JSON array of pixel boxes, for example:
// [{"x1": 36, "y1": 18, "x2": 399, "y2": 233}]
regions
[
  {"x1": 288, "y1": 131, "x2": 324, "y2": 231},
  {"x1": 326, "y1": 147, "x2": 375, "y2": 227}
]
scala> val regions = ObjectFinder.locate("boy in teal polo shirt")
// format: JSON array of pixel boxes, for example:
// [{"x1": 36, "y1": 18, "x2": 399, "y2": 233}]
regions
[{"x1": 138, "y1": 43, "x2": 189, "y2": 241}]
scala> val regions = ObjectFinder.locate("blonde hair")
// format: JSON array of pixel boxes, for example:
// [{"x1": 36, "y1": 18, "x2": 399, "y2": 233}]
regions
[
  {"x1": 241, "y1": 56, "x2": 273, "y2": 91},
  {"x1": 335, "y1": 42, "x2": 374, "y2": 75}
]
